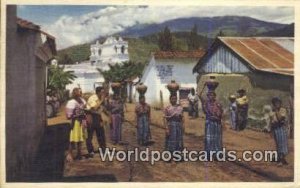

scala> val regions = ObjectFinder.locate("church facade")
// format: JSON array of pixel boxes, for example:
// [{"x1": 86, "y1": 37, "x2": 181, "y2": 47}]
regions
[
  {"x1": 65, "y1": 36, "x2": 129, "y2": 93},
  {"x1": 90, "y1": 36, "x2": 129, "y2": 70}
]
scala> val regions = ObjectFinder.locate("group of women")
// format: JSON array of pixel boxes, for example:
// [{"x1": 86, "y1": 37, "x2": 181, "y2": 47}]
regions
[{"x1": 65, "y1": 82, "x2": 289, "y2": 165}]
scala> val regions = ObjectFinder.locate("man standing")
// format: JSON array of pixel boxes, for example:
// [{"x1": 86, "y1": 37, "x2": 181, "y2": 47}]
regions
[{"x1": 86, "y1": 86, "x2": 107, "y2": 157}]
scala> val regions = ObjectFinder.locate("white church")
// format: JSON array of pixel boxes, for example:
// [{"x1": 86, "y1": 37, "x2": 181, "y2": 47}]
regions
[
  {"x1": 90, "y1": 36, "x2": 129, "y2": 70},
  {"x1": 65, "y1": 36, "x2": 129, "y2": 93}
]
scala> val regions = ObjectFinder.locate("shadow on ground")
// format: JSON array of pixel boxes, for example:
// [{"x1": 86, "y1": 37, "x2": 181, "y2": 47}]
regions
[{"x1": 21, "y1": 123, "x2": 118, "y2": 182}]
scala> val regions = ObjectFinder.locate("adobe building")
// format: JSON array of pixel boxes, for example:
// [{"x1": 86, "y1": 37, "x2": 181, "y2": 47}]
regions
[{"x1": 6, "y1": 5, "x2": 56, "y2": 181}]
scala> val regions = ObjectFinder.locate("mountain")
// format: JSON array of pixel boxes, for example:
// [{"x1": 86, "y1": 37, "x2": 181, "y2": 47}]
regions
[
  {"x1": 58, "y1": 16, "x2": 291, "y2": 64},
  {"x1": 119, "y1": 16, "x2": 288, "y2": 38},
  {"x1": 256, "y1": 23, "x2": 294, "y2": 37}
]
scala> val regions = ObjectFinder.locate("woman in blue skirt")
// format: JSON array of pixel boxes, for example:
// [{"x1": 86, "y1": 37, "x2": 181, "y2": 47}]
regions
[
  {"x1": 109, "y1": 92, "x2": 124, "y2": 145},
  {"x1": 269, "y1": 97, "x2": 288, "y2": 165},
  {"x1": 164, "y1": 94, "x2": 185, "y2": 154},
  {"x1": 135, "y1": 95, "x2": 151, "y2": 145},
  {"x1": 199, "y1": 88, "x2": 224, "y2": 159}
]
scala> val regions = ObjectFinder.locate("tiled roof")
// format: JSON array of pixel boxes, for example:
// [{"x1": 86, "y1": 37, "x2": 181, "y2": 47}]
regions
[
  {"x1": 17, "y1": 17, "x2": 55, "y2": 39},
  {"x1": 154, "y1": 49, "x2": 205, "y2": 59},
  {"x1": 17, "y1": 17, "x2": 57, "y2": 61},
  {"x1": 17, "y1": 17, "x2": 40, "y2": 30}
]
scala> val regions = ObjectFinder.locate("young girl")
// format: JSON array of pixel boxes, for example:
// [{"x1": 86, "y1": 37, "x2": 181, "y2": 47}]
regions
[{"x1": 229, "y1": 95, "x2": 237, "y2": 130}]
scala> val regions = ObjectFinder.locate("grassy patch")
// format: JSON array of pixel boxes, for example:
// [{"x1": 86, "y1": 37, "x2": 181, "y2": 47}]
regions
[
  {"x1": 57, "y1": 43, "x2": 90, "y2": 63},
  {"x1": 127, "y1": 38, "x2": 159, "y2": 64}
]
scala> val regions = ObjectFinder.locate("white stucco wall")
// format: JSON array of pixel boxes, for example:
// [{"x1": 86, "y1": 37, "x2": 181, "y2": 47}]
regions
[
  {"x1": 137, "y1": 57, "x2": 159, "y2": 105},
  {"x1": 137, "y1": 57, "x2": 198, "y2": 107},
  {"x1": 65, "y1": 62, "x2": 104, "y2": 93}
]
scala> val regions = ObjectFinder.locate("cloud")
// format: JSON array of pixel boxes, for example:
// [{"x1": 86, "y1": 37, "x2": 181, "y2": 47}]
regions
[{"x1": 43, "y1": 6, "x2": 294, "y2": 49}]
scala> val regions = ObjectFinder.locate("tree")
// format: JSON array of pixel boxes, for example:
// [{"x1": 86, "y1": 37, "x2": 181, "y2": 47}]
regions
[
  {"x1": 158, "y1": 26, "x2": 173, "y2": 51},
  {"x1": 188, "y1": 24, "x2": 200, "y2": 50},
  {"x1": 59, "y1": 53, "x2": 73, "y2": 64},
  {"x1": 217, "y1": 30, "x2": 225, "y2": 37},
  {"x1": 97, "y1": 61, "x2": 144, "y2": 102},
  {"x1": 97, "y1": 61, "x2": 144, "y2": 83},
  {"x1": 173, "y1": 37, "x2": 188, "y2": 51},
  {"x1": 47, "y1": 65, "x2": 77, "y2": 98}
]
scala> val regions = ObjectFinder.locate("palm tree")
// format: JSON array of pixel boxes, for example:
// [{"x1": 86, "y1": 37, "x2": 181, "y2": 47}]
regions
[
  {"x1": 47, "y1": 65, "x2": 77, "y2": 101},
  {"x1": 97, "y1": 61, "x2": 144, "y2": 102},
  {"x1": 97, "y1": 61, "x2": 143, "y2": 82}
]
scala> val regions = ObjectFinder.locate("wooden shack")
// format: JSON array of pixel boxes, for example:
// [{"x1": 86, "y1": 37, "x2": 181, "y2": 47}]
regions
[{"x1": 193, "y1": 37, "x2": 293, "y2": 128}]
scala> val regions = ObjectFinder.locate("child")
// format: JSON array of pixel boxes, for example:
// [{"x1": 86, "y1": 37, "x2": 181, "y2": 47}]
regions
[{"x1": 229, "y1": 95, "x2": 237, "y2": 130}]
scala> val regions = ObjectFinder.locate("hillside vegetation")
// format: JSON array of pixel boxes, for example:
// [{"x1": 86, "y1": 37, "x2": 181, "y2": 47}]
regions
[
  {"x1": 57, "y1": 32, "x2": 209, "y2": 64},
  {"x1": 57, "y1": 43, "x2": 90, "y2": 63},
  {"x1": 119, "y1": 16, "x2": 287, "y2": 38},
  {"x1": 56, "y1": 16, "x2": 293, "y2": 64}
]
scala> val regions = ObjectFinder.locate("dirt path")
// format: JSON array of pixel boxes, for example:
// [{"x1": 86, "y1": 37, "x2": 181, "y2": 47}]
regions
[{"x1": 49, "y1": 103, "x2": 293, "y2": 182}]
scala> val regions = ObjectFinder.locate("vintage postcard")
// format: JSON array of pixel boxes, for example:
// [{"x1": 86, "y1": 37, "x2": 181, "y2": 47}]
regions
[{"x1": 0, "y1": 0, "x2": 299, "y2": 187}]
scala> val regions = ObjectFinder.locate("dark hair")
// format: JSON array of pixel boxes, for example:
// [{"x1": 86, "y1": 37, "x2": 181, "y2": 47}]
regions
[
  {"x1": 191, "y1": 88, "x2": 195, "y2": 95},
  {"x1": 72, "y1": 87, "x2": 80, "y2": 98},
  {"x1": 272, "y1": 97, "x2": 282, "y2": 105},
  {"x1": 139, "y1": 95, "x2": 145, "y2": 100},
  {"x1": 95, "y1": 86, "x2": 103, "y2": 94},
  {"x1": 207, "y1": 91, "x2": 216, "y2": 97},
  {"x1": 237, "y1": 89, "x2": 246, "y2": 94},
  {"x1": 169, "y1": 94, "x2": 177, "y2": 100}
]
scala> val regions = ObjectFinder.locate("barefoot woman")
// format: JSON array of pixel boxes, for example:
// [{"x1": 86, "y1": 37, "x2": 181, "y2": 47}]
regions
[
  {"x1": 164, "y1": 94, "x2": 185, "y2": 154},
  {"x1": 65, "y1": 88, "x2": 87, "y2": 161}
]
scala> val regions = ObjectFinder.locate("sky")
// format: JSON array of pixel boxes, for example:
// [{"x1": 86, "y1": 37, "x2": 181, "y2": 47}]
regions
[{"x1": 17, "y1": 5, "x2": 294, "y2": 49}]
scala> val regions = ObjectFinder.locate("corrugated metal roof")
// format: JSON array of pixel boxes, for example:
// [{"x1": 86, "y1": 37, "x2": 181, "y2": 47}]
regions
[
  {"x1": 218, "y1": 37, "x2": 294, "y2": 76},
  {"x1": 193, "y1": 37, "x2": 294, "y2": 76},
  {"x1": 154, "y1": 49, "x2": 205, "y2": 59},
  {"x1": 271, "y1": 38, "x2": 294, "y2": 53}
]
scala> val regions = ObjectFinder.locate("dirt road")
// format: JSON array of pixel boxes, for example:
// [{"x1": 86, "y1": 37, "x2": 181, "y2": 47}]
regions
[{"x1": 49, "y1": 103, "x2": 293, "y2": 182}]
